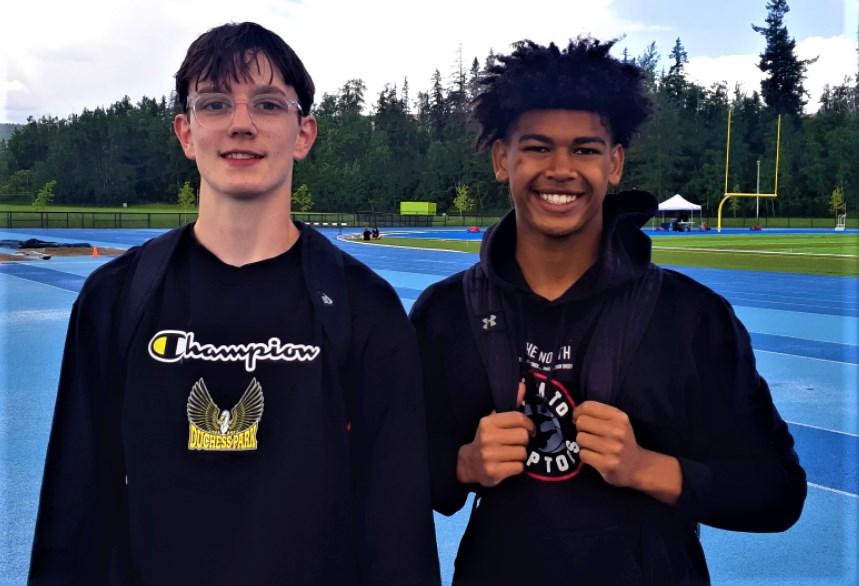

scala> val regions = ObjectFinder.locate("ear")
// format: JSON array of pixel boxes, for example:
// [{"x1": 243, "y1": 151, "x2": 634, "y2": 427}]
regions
[
  {"x1": 491, "y1": 139, "x2": 510, "y2": 183},
  {"x1": 173, "y1": 114, "x2": 196, "y2": 161},
  {"x1": 608, "y1": 144, "x2": 625, "y2": 186},
  {"x1": 292, "y1": 115, "x2": 318, "y2": 161}
]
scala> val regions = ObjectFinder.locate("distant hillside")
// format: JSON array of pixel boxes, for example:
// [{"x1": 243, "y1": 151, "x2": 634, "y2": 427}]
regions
[{"x1": 0, "y1": 123, "x2": 21, "y2": 142}]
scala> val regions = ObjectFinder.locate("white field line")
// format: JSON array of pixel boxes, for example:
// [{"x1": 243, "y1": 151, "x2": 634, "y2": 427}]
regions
[
  {"x1": 786, "y1": 420, "x2": 859, "y2": 439},
  {"x1": 793, "y1": 418, "x2": 859, "y2": 500},
  {"x1": 652, "y1": 246, "x2": 856, "y2": 259},
  {"x1": 807, "y1": 482, "x2": 859, "y2": 499},
  {"x1": 756, "y1": 349, "x2": 857, "y2": 365}
]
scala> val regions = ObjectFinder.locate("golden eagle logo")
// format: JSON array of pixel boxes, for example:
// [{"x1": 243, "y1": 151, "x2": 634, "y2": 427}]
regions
[{"x1": 186, "y1": 378, "x2": 264, "y2": 451}]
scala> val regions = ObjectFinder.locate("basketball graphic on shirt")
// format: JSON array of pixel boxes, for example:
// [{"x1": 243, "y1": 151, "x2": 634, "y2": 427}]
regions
[{"x1": 521, "y1": 371, "x2": 583, "y2": 481}]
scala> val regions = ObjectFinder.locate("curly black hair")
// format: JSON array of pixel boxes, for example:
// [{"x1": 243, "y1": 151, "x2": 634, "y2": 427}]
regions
[{"x1": 473, "y1": 37, "x2": 652, "y2": 150}]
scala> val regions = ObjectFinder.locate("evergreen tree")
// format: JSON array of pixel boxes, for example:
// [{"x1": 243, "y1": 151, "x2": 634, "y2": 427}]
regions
[
  {"x1": 467, "y1": 57, "x2": 481, "y2": 102},
  {"x1": 752, "y1": 0, "x2": 817, "y2": 117},
  {"x1": 664, "y1": 38, "x2": 689, "y2": 103},
  {"x1": 668, "y1": 38, "x2": 688, "y2": 76},
  {"x1": 636, "y1": 42, "x2": 660, "y2": 92},
  {"x1": 402, "y1": 77, "x2": 411, "y2": 115},
  {"x1": 428, "y1": 69, "x2": 448, "y2": 138}
]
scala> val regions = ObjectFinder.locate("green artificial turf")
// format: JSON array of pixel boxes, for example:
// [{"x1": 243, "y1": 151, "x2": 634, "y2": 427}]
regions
[
  {"x1": 651, "y1": 234, "x2": 858, "y2": 276},
  {"x1": 360, "y1": 233, "x2": 859, "y2": 277}
]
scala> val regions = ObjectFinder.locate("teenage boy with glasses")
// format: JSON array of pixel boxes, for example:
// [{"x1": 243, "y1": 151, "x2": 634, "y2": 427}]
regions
[{"x1": 29, "y1": 22, "x2": 440, "y2": 585}]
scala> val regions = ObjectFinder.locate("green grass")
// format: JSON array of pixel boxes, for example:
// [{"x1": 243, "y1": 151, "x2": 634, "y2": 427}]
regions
[
  {"x1": 651, "y1": 234, "x2": 858, "y2": 276},
  {"x1": 361, "y1": 233, "x2": 859, "y2": 277},
  {"x1": 0, "y1": 203, "x2": 194, "y2": 213},
  {"x1": 370, "y1": 237, "x2": 483, "y2": 254},
  {"x1": 653, "y1": 234, "x2": 859, "y2": 255}
]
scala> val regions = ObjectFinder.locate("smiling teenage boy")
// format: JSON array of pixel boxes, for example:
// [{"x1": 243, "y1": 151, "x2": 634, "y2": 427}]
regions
[
  {"x1": 410, "y1": 38, "x2": 806, "y2": 584},
  {"x1": 29, "y1": 22, "x2": 440, "y2": 585}
]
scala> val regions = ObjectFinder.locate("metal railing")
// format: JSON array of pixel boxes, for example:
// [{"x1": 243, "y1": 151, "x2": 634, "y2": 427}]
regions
[
  {"x1": 0, "y1": 211, "x2": 854, "y2": 230},
  {"x1": 0, "y1": 211, "x2": 506, "y2": 229}
]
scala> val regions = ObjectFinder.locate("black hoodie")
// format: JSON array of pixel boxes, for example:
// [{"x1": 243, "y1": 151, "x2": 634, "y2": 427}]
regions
[
  {"x1": 30, "y1": 223, "x2": 441, "y2": 585},
  {"x1": 410, "y1": 191, "x2": 806, "y2": 585}
]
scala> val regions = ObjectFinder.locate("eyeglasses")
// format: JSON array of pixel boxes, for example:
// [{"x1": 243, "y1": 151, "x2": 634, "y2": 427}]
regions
[{"x1": 187, "y1": 93, "x2": 303, "y2": 129}]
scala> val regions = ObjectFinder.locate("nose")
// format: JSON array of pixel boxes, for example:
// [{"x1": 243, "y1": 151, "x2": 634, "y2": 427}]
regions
[
  {"x1": 228, "y1": 100, "x2": 256, "y2": 134},
  {"x1": 546, "y1": 150, "x2": 577, "y2": 181}
]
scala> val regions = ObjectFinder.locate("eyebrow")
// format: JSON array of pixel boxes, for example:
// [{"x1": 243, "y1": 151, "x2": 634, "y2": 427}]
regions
[
  {"x1": 193, "y1": 83, "x2": 288, "y2": 96},
  {"x1": 518, "y1": 134, "x2": 608, "y2": 146}
]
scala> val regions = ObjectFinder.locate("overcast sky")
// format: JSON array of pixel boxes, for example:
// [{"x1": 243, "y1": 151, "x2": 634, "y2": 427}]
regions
[{"x1": 2, "y1": 0, "x2": 856, "y2": 124}]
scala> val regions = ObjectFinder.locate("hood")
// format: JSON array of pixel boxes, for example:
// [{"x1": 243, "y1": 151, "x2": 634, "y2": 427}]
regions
[{"x1": 478, "y1": 190, "x2": 658, "y2": 302}]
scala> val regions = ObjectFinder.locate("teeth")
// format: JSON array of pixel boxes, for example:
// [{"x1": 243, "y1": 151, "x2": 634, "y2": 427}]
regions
[
  {"x1": 541, "y1": 193, "x2": 578, "y2": 204},
  {"x1": 224, "y1": 153, "x2": 260, "y2": 159}
]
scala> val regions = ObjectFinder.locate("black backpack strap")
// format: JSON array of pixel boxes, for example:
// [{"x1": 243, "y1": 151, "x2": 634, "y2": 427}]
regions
[
  {"x1": 299, "y1": 223, "x2": 353, "y2": 418},
  {"x1": 580, "y1": 263, "x2": 664, "y2": 404},
  {"x1": 462, "y1": 263, "x2": 520, "y2": 412},
  {"x1": 464, "y1": 261, "x2": 664, "y2": 411},
  {"x1": 118, "y1": 226, "x2": 187, "y2": 357}
]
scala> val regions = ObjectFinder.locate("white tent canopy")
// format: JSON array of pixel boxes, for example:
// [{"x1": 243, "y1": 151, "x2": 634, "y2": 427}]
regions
[
  {"x1": 654, "y1": 194, "x2": 703, "y2": 231},
  {"x1": 658, "y1": 194, "x2": 701, "y2": 212}
]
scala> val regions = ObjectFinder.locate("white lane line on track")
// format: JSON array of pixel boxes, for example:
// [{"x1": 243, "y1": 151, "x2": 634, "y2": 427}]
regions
[
  {"x1": 653, "y1": 246, "x2": 856, "y2": 258},
  {"x1": 807, "y1": 483, "x2": 859, "y2": 499},
  {"x1": 756, "y1": 349, "x2": 858, "y2": 365},
  {"x1": 786, "y1": 421, "x2": 859, "y2": 438}
]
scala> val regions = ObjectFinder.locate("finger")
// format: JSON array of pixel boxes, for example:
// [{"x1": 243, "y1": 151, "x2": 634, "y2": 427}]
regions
[
  {"x1": 516, "y1": 381, "x2": 526, "y2": 406},
  {"x1": 578, "y1": 430, "x2": 631, "y2": 464},
  {"x1": 574, "y1": 404, "x2": 630, "y2": 431},
  {"x1": 574, "y1": 414, "x2": 619, "y2": 439},
  {"x1": 576, "y1": 430, "x2": 610, "y2": 455},
  {"x1": 485, "y1": 444, "x2": 529, "y2": 463},
  {"x1": 469, "y1": 444, "x2": 529, "y2": 471},
  {"x1": 490, "y1": 410, "x2": 536, "y2": 431},
  {"x1": 482, "y1": 461, "x2": 526, "y2": 486},
  {"x1": 572, "y1": 413, "x2": 603, "y2": 434},
  {"x1": 574, "y1": 400, "x2": 620, "y2": 421},
  {"x1": 498, "y1": 427, "x2": 532, "y2": 448},
  {"x1": 477, "y1": 425, "x2": 532, "y2": 448}
]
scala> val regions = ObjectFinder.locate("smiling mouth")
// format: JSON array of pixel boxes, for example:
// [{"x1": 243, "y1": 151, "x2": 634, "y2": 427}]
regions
[
  {"x1": 540, "y1": 193, "x2": 578, "y2": 204},
  {"x1": 223, "y1": 153, "x2": 263, "y2": 160}
]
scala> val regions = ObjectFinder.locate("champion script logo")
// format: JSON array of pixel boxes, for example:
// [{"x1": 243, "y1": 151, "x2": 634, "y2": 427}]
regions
[
  {"x1": 148, "y1": 330, "x2": 321, "y2": 372},
  {"x1": 482, "y1": 314, "x2": 497, "y2": 330}
]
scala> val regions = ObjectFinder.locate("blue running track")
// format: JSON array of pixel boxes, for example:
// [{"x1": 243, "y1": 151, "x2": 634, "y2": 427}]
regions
[{"x1": 1, "y1": 227, "x2": 856, "y2": 585}]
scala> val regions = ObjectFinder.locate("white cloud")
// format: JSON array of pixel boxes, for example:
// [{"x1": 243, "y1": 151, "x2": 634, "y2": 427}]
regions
[
  {"x1": 686, "y1": 54, "x2": 764, "y2": 96},
  {"x1": 2, "y1": 0, "x2": 636, "y2": 123},
  {"x1": 292, "y1": 0, "x2": 631, "y2": 106},
  {"x1": 1, "y1": 0, "x2": 855, "y2": 122},
  {"x1": 685, "y1": 36, "x2": 854, "y2": 112},
  {"x1": 798, "y1": 36, "x2": 856, "y2": 104}
]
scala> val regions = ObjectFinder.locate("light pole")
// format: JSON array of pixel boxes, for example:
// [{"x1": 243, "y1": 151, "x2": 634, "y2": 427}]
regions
[{"x1": 756, "y1": 159, "x2": 761, "y2": 224}]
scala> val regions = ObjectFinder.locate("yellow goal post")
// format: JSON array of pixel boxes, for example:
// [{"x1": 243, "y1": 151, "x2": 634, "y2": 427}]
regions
[{"x1": 717, "y1": 112, "x2": 782, "y2": 232}]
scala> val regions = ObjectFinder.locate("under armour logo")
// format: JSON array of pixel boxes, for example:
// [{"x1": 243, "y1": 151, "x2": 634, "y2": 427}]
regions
[
  {"x1": 482, "y1": 314, "x2": 497, "y2": 330},
  {"x1": 320, "y1": 293, "x2": 333, "y2": 305}
]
